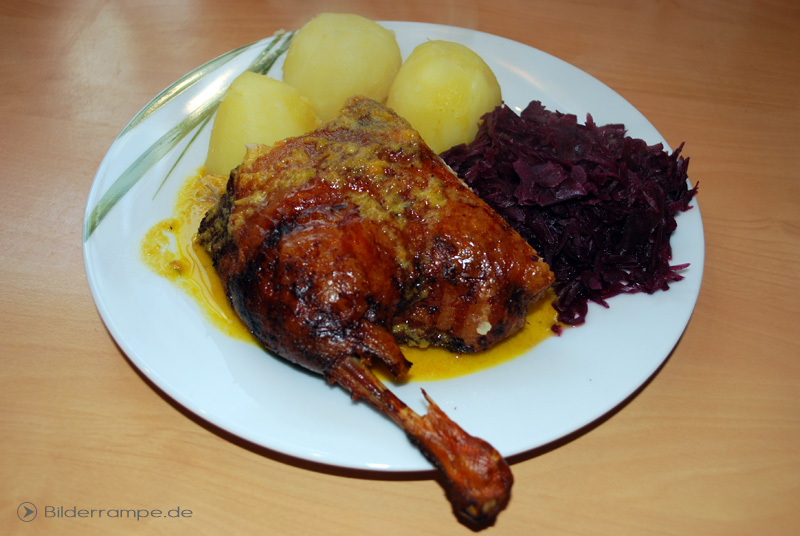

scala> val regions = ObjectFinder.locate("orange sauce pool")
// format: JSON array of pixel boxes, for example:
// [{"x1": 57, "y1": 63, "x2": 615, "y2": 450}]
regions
[{"x1": 140, "y1": 168, "x2": 559, "y2": 382}]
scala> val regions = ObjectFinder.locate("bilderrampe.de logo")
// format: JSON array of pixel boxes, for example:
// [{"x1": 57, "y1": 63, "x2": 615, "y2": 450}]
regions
[
  {"x1": 15, "y1": 504, "x2": 193, "y2": 521},
  {"x1": 17, "y1": 502, "x2": 37, "y2": 522}
]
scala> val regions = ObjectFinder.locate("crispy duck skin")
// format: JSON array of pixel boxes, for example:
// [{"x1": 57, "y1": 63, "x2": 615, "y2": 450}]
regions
[{"x1": 198, "y1": 96, "x2": 553, "y2": 526}]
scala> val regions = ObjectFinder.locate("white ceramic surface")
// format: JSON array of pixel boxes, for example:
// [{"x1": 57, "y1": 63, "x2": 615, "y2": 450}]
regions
[{"x1": 83, "y1": 22, "x2": 704, "y2": 472}]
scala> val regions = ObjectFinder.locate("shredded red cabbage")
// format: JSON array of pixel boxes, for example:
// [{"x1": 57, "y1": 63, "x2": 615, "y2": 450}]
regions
[{"x1": 441, "y1": 101, "x2": 698, "y2": 327}]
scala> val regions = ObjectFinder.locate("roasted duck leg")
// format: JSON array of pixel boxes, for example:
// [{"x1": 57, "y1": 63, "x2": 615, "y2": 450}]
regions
[
  {"x1": 198, "y1": 96, "x2": 554, "y2": 526},
  {"x1": 332, "y1": 355, "x2": 514, "y2": 523}
]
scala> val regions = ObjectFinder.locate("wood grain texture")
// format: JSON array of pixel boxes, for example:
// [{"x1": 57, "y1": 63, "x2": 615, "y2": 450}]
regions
[{"x1": 2, "y1": 1, "x2": 798, "y2": 534}]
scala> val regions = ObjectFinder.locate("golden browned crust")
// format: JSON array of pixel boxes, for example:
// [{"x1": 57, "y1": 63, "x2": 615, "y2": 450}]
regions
[{"x1": 199, "y1": 96, "x2": 553, "y2": 375}]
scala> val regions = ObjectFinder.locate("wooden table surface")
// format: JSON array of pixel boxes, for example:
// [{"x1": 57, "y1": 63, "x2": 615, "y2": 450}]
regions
[{"x1": 2, "y1": 1, "x2": 798, "y2": 534}]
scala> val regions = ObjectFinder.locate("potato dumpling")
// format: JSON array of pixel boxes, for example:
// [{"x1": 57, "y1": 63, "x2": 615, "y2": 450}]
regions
[
  {"x1": 205, "y1": 71, "x2": 319, "y2": 176},
  {"x1": 386, "y1": 40, "x2": 502, "y2": 154},
  {"x1": 282, "y1": 13, "x2": 402, "y2": 122}
]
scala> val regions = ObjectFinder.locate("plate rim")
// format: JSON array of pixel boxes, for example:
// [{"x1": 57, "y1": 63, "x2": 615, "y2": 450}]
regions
[{"x1": 82, "y1": 21, "x2": 704, "y2": 472}]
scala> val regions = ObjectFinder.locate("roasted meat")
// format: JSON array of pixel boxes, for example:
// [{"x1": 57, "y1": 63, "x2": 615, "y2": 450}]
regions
[{"x1": 198, "y1": 96, "x2": 554, "y2": 526}]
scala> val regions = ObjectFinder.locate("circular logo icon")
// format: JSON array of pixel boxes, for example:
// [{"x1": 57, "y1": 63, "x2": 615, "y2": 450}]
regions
[{"x1": 17, "y1": 502, "x2": 37, "y2": 522}]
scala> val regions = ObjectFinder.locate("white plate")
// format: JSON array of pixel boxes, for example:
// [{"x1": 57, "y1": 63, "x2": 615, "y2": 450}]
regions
[{"x1": 83, "y1": 22, "x2": 704, "y2": 472}]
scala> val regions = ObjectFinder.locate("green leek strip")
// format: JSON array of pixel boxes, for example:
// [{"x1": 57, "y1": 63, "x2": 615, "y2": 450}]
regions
[
  {"x1": 154, "y1": 114, "x2": 213, "y2": 199},
  {"x1": 83, "y1": 30, "x2": 294, "y2": 241}
]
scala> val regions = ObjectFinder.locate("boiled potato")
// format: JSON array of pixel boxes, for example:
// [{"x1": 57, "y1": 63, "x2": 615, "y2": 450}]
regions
[
  {"x1": 386, "y1": 40, "x2": 502, "y2": 154},
  {"x1": 282, "y1": 13, "x2": 402, "y2": 122},
  {"x1": 204, "y1": 71, "x2": 319, "y2": 176}
]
